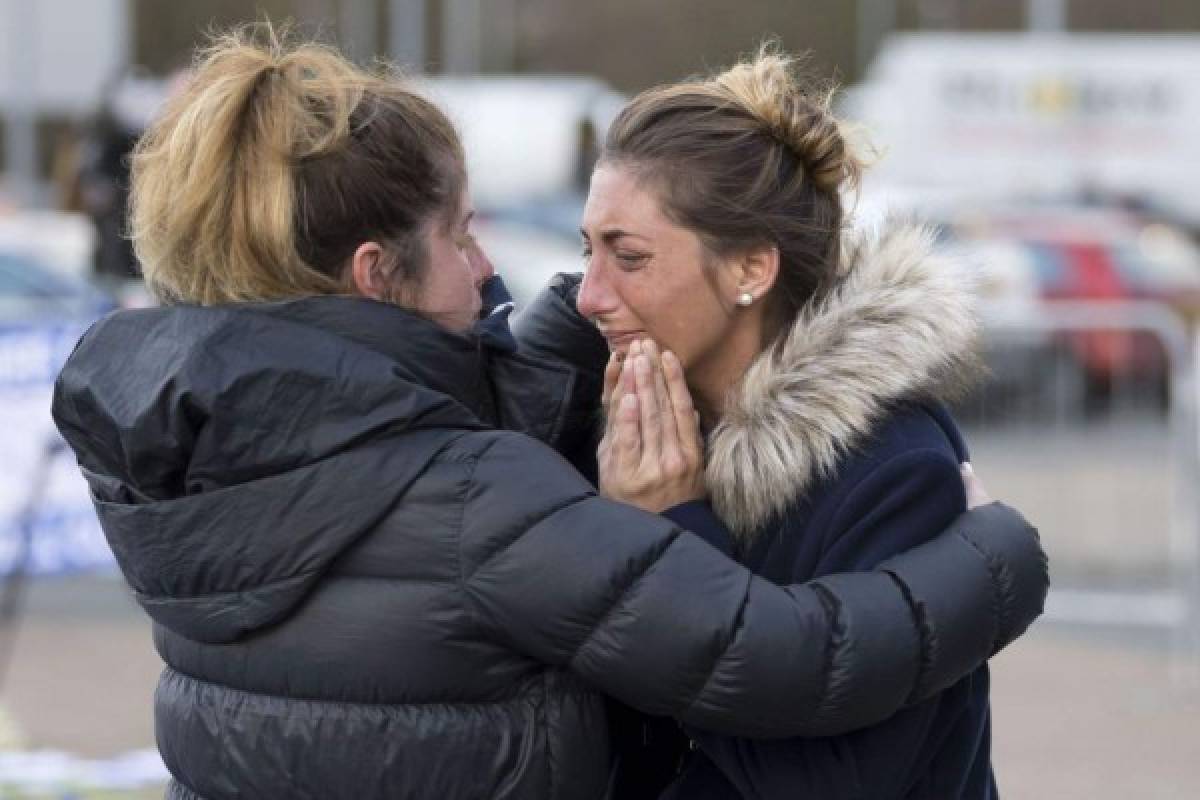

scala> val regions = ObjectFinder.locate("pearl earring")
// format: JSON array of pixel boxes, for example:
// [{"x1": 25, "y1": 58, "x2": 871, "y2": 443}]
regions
[{"x1": 737, "y1": 291, "x2": 754, "y2": 307}]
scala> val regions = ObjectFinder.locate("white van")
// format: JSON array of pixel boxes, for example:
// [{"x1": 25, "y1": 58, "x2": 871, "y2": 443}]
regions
[{"x1": 418, "y1": 75, "x2": 625, "y2": 209}]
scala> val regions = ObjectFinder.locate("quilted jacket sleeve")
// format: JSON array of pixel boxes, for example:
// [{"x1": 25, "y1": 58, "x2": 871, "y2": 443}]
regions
[
  {"x1": 685, "y1": 448, "x2": 977, "y2": 798},
  {"x1": 511, "y1": 273, "x2": 607, "y2": 480},
  {"x1": 459, "y1": 432, "x2": 1047, "y2": 739},
  {"x1": 512, "y1": 272, "x2": 605, "y2": 380}
]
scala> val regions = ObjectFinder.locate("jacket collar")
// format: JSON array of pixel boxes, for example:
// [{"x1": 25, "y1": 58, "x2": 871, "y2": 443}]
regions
[
  {"x1": 255, "y1": 288, "x2": 575, "y2": 444},
  {"x1": 258, "y1": 294, "x2": 500, "y2": 422},
  {"x1": 705, "y1": 223, "x2": 980, "y2": 541}
]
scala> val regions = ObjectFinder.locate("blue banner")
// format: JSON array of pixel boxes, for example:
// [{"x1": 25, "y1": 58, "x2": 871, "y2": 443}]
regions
[{"x1": 0, "y1": 321, "x2": 117, "y2": 575}]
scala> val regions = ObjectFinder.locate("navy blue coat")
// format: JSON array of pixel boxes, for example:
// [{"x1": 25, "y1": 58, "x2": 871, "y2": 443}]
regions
[
  {"x1": 664, "y1": 403, "x2": 996, "y2": 799},
  {"x1": 643, "y1": 224, "x2": 1006, "y2": 799}
]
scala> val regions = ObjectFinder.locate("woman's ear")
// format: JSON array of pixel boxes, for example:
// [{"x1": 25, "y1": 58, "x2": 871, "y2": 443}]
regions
[
  {"x1": 734, "y1": 243, "x2": 780, "y2": 303},
  {"x1": 350, "y1": 242, "x2": 386, "y2": 300}
]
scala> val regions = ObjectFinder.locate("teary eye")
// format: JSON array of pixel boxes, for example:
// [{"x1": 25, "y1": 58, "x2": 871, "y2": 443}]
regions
[{"x1": 615, "y1": 252, "x2": 649, "y2": 270}]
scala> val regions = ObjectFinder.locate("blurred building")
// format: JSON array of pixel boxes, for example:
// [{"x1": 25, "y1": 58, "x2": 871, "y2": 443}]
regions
[
  {"x1": 6, "y1": 0, "x2": 1200, "y2": 210},
  {"x1": 129, "y1": 1, "x2": 1200, "y2": 88},
  {"x1": 0, "y1": 0, "x2": 131, "y2": 207}
]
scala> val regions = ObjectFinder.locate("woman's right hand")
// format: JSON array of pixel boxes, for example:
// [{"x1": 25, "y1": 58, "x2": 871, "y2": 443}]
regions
[{"x1": 598, "y1": 340, "x2": 706, "y2": 513}]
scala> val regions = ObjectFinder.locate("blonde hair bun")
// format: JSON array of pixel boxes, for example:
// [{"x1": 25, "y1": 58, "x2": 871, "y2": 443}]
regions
[{"x1": 711, "y1": 46, "x2": 863, "y2": 196}]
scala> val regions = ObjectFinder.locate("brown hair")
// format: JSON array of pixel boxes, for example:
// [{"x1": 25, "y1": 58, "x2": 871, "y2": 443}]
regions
[
  {"x1": 601, "y1": 45, "x2": 866, "y2": 335},
  {"x1": 129, "y1": 24, "x2": 464, "y2": 305}
]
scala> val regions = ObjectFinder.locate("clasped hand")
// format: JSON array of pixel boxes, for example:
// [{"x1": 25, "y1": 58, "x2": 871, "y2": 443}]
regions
[{"x1": 598, "y1": 340, "x2": 707, "y2": 513}]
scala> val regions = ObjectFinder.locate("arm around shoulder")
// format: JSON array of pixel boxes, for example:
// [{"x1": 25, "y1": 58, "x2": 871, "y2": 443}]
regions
[
  {"x1": 457, "y1": 432, "x2": 990, "y2": 738},
  {"x1": 817, "y1": 446, "x2": 1048, "y2": 706},
  {"x1": 878, "y1": 500, "x2": 1048, "y2": 700}
]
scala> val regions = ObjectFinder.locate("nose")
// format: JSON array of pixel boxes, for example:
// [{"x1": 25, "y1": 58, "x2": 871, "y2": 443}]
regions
[
  {"x1": 576, "y1": 261, "x2": 616, "y2": 320},
  {"x1": 468, "y1": 239, "x2": 495, "y2": 284}
]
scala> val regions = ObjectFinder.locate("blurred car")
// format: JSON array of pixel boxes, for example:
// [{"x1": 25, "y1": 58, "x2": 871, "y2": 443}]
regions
[
  {"x1": 485, "y1": 193, "x2": 587, "y2": 244},
  {"x1": 0, "y1": 211, "x2": 95, "y2": 282},
  {"x1": 472, "y1": 216, "x2": 582, "y2": 309},
  {"x1": 932, "y1": 205, "x2": 1200, "y2": 412},
  {"x1": 419, "y1": 76, "x2": 625, "y2": 210},
  {"x1": 927, "y1": 233, "x2": 1076, "y2": 418},
  {"x1": 0, "y1": 250, "x2": 116, "y2": 323}
]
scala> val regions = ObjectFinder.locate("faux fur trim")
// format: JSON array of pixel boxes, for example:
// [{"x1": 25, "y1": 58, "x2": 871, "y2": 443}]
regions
[{"x1": 706, "y1": 223, "x2": 981, "y2": 542}]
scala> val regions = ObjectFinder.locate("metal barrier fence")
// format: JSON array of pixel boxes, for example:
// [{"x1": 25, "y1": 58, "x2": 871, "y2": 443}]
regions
[{"x1": 970, "y1": 300, "x2": 1199, "y2": 685}]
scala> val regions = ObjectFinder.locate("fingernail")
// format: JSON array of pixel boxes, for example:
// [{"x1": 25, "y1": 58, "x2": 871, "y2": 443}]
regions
[
  {"x1": 636, "y1": 354, "x2": 650, "y2": 372},
  {"x1": 621, "y1": 394, "x2": 637, "y2": 409}
]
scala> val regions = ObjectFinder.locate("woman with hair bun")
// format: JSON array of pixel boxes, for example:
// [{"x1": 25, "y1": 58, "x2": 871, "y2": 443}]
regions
[
  {"x1": 51, "y1": 29, "x2": 1042, "y2": 799},
  {"x1": 535, "y1": 47, "x2": 1007, "y2": 797}
]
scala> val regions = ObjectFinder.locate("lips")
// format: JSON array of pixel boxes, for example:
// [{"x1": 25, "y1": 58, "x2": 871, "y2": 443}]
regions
[{"x1": 599, "y1": 330, "x2": 645, "y2": 350}]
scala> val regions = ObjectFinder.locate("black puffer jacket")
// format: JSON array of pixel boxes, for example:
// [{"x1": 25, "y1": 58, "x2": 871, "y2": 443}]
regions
[{"x1": 52, "y1": 294, "x2": 1046, "y2": 800}]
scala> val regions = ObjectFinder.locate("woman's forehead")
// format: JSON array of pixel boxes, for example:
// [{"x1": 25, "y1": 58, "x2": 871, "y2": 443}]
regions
[{"x1": 582, "y1": 165, "x2": 672, "y2": 236}]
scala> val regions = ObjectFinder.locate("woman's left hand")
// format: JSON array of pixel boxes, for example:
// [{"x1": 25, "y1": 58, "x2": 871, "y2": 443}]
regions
[
  {"x1": 598, "y1": 340, "x2": 706, "y2": 513},
  {"x1": 960, "y1": 462, "x2": 993, "y2": 509}
]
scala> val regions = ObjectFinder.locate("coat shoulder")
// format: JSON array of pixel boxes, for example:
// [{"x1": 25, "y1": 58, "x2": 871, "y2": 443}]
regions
[
  {"x1": 799, "y1": 402, "x2": 965, "y2": 509},
  {"x1": 744, "y1": 402, "x2": 968, "y2": 581},
  {"x1": 789, "y1": 403, "x2": 966, "y2": 563}
]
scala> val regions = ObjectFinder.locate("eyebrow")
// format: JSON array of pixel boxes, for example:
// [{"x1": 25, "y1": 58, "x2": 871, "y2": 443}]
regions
[{"x1": 579, "y1": 227, "x2": 650, "y2": 245}]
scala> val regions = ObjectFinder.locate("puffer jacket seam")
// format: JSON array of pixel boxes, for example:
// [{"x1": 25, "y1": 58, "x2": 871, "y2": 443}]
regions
[
  {"x1": 159, "y1": 664, "x2": 599, "y2": 708},
  {"x1": 951, "y1": 530, "x2": 1007, "y2": 655},
  {"x1": 455, "y1": 434, "x2": 597, "y2": 674},
  {"x1": 808, "y1": 445, "x2": 956, "y2": 715},
  {"x1": 135, "y1": 568, "x2": 320, "y2": 603},
  {"x1": 90, "y1": 423, "x2": 424, "y2": 513},
  {"x1": 455, "y1": 432, "x2": 506, "y2": 596},
  {"x1": 879, "y1": 569, "x2": 936, "y2": 705},
  {"x1": 678, "y1": 565, "x2": 754, "y2": 718},
  {"x1": 456, "y1": 432, "x2": 596, "y2": 588},
  {"x1": 805, "y1": 581, "x2": 848, "y2": 727},
  {"x1": 322, "y1": 573, "x2": 460, "y2": 586},
  {"x1": 565, "y1": 527, "x2": 682, "y2": 670},
  {"x1": 542, "y1": 671, "x2": 554, "y2": 800},
  {"x1": 461, "y1": 493, "x2": 593, "y2": 586}
]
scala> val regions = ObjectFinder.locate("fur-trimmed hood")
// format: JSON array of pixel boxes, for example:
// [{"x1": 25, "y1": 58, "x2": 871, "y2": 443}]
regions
[{"x1": 706, "y1": 223, "x2": 980, "y2": 541}]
